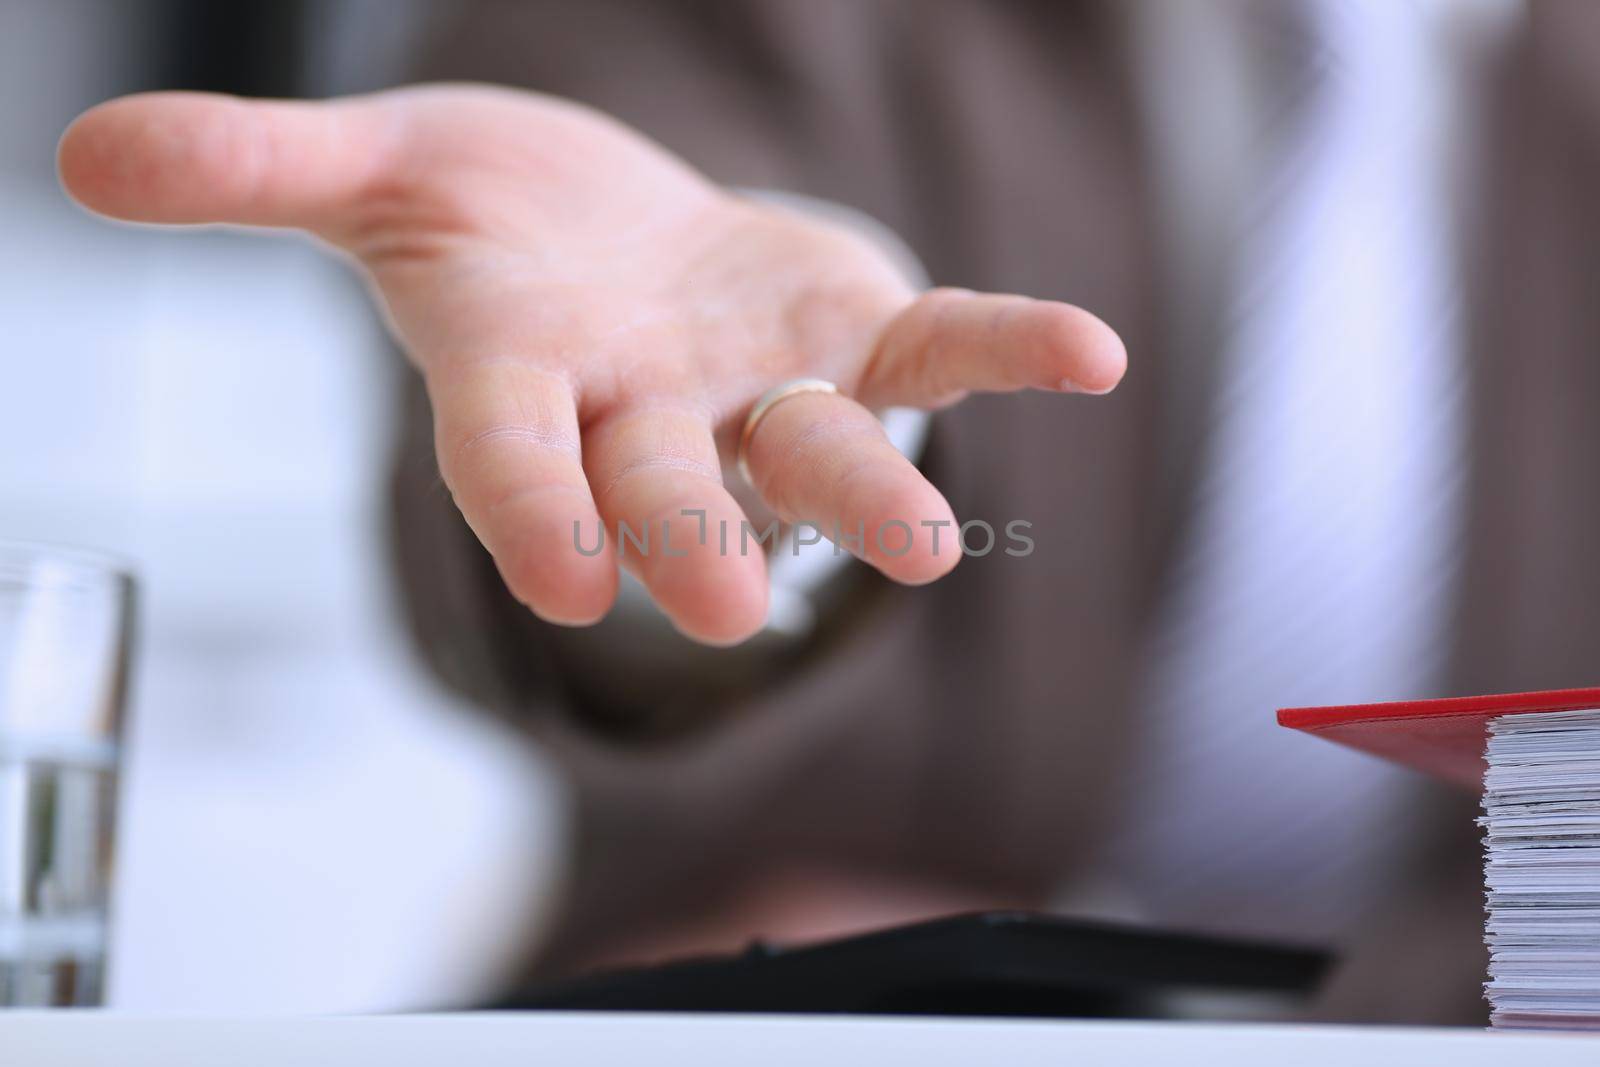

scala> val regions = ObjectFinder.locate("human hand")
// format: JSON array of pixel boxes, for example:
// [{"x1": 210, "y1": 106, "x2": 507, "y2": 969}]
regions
[{"x1": 60, "y1": 84, "x2": 1125, "y2": 645}]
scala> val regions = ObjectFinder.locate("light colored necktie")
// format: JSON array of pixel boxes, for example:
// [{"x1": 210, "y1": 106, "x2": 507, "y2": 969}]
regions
[{"x1": 1106, "y1": 0, "x2": 1471, "y2": 943}]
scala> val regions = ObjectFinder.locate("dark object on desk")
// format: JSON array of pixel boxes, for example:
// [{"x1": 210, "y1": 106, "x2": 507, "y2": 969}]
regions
[{"x1": 501, "y1": 911, "x2": 1332, "y2": 1019}]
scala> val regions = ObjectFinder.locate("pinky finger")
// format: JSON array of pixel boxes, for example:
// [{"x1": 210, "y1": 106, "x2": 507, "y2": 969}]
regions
[{"x1": 855, "y1": 288, "x2": 1127, "y2": 410}]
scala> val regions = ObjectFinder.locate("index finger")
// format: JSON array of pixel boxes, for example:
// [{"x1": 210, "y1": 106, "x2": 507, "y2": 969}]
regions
[{"x1": 431, "y1": 359, "x2": 619, "y2": 626}]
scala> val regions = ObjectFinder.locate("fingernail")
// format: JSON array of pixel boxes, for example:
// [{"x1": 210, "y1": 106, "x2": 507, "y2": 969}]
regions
[{"x1": 1059, "y1": 378, "x2": 1117, "y2": 395}]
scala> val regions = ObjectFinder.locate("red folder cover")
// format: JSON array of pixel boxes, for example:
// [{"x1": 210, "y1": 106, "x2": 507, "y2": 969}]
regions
[{"x1": 1276, "y1": 687, "x2": 1600, "y2": 790}]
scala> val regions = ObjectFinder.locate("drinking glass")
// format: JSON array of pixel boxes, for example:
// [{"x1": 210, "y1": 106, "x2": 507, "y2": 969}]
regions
[{"x1": 0, "y1": 542, "x2": 134, "y2": 1007}]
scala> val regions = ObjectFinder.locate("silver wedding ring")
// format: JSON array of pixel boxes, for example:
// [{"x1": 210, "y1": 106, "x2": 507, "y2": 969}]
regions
[{"x1": 736, "y1": 378, "x2": 839, "y2": 486}]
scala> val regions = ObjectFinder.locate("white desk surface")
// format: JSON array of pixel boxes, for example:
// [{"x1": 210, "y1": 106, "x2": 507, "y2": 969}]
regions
[{"x1": 2, "y1": 1013, "x2": 1596, "y2": 1066}]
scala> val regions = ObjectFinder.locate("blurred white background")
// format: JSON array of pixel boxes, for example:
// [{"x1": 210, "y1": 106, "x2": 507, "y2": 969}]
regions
[{"x1": 1, "y1": 0, "x2": 567, "y2": 1011}]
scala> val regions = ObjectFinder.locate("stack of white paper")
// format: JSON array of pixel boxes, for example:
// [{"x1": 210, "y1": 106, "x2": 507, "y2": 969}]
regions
[{"x1": 1481, "y1": 709, "x2": 1600, "y2": 1029}]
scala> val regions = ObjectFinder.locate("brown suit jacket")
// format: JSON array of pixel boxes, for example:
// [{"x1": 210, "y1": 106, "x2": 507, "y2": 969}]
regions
[{"x1": 383, "y1": 0, "x2": 1600, "y2": 1024}]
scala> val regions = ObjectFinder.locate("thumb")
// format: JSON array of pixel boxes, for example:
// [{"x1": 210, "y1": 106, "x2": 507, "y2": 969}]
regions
[{"x1": 58, "y1": 91, "x2": 399, "y2": 231}]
